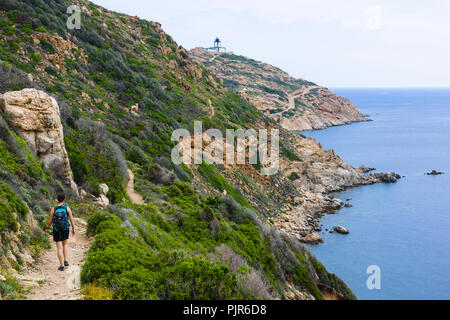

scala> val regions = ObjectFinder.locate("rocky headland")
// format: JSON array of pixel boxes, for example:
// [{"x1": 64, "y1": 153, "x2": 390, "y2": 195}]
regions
[{"x1": 189, "y1": 48, "x2": 369, "y2": 131}]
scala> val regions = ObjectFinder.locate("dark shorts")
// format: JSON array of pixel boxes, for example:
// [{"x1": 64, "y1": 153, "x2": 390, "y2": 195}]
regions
[{"x1": 53, "y1": 229, "x2": 69, "y2": 242}]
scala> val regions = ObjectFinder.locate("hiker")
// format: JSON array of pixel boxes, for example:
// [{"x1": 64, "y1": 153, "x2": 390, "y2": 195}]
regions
[{"x1": 44, "y1": 193, "x2": 75, "y2": 271}]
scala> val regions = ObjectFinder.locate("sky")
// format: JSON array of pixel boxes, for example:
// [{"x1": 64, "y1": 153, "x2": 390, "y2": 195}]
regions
[{"x1": 91, "y1": 0, "x2": 450, "y2": 88}]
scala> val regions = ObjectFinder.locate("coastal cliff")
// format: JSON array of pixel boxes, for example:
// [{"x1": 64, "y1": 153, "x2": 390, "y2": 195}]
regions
[
  {"x1": 189, "y1": 48, "x2": 368, "y2": 131},
  {"x1": 0, "y1": 0, "x2": 397, "y2": 300}
]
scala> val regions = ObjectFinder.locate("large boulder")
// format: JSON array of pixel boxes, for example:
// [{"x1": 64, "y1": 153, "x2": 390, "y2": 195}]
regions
[
  {"x1": 333, "y1": 225, "x2": 350, "y2": 234},
  {"x1": 98, "y1": 183, "x2": 109, "y2": 196},
  {"x1": 300, "y1": 232, "x2": 323, "y2": 245},
  {"x1": 0, "y1": 89, "x2": 77, "y2": 193},
  {"x1": 95, "y1": 194, "x2": 110, "y2": 209}
]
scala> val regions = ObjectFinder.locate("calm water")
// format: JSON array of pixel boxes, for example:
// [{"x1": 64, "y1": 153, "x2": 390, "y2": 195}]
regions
[{"x1": 303, "y1": 88, "x2": 450, "y2": 300}]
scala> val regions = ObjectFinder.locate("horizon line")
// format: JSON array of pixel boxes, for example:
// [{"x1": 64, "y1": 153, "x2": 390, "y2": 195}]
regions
[{"x1": 329, "y1": 86, "x2": 450, "y2": 89}]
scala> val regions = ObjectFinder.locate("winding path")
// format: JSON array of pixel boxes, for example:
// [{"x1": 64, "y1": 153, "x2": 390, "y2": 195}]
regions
[
  {"x1": 272, "y1": 86, "x2": 315, "y2": 117},
  {"x1": 127, "y1": 169, "x2": 144, "y2": 204}
]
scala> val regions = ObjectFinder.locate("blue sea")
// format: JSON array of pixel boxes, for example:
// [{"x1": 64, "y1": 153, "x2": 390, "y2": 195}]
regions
[{"x1": 302, "y1": 88, "x2": 450, "y2": 300}]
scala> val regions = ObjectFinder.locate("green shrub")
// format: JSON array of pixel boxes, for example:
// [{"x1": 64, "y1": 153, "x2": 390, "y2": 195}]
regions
[
  {"x1": 293, "y1": 263, "x2": 323, "y2": 300},
  {"x1": 281, "y1": 144, "x2": 302, "y2": 162},
  {"x1": 0, "y1": 199, "x2": 18, "y2": 232},
  {"x1": 289, "y1": 172, "x2": 300, "y2": 181},
  {"x1": 0, "y1": 181, "x2": 28, "y2": 218},
  {"x1": 198, "y1": 162, "x2": 249, "y2": 208},
  {"x1": 0, "y1": 274, "x2": 24, "y2": 299},
  {"x1": 86, "y1": 212, "x2": 117, "y2": 235}
]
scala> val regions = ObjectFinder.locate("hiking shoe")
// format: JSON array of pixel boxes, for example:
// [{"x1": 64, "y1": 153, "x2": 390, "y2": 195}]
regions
[
  {"x1": 58, "y1": 266, "x2": 64, "y2": 271},
  {"x1": 64, "y1": 260, "x2": 69, "y2": 267}
]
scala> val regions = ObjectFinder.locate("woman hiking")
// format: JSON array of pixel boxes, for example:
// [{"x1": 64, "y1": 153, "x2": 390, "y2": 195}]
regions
[{"x1": 45, "y1": 193, "x2": 76, "y2": 271}]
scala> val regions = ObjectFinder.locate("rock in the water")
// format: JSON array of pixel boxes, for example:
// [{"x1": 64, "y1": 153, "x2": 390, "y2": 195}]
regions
[
  {"x1": 370, "y1": 171, "x2": 401, "y2": 183},
  {"x1": 426, "y1": 170, "x2": 444, "y2": 175},
  {"x1": 344, "y1": 203, "x2": 353, "y2": 208},
  {"x1": 301, "y1": 232, "x2": 323, "y2": 245},
  {"x1": 0, "y1": 89, "x2": 77, "y2": 193},
  {"x1": 333, "y1": 225, "x2": 349, "y2": 234}
]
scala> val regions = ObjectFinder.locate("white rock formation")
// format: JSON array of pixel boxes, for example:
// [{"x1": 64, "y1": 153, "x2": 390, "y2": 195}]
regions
[
  {"x1": 98, "y1": 183, "x2": 109, "y2": 196},
  {"x1": 0, "y1": 89, "x2": 77, "y2": 193}
]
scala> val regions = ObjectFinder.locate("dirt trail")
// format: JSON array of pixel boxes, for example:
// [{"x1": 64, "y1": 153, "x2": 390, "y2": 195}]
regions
[
  {"x1": 19, "y1": 218, "x2": 92, "y2": 300},
  {"x1": 19, "y1": 169, "x2": 143, "y2": 300},
  {"x1": 275, "y1": 86, "x2": 315, "y2": 117},
  {"x1": 127, "y1": 169, "x2": 144, "y2": 204},
  {"x1": 208, "y1": 99, "x2": 215, "y2": 118}
]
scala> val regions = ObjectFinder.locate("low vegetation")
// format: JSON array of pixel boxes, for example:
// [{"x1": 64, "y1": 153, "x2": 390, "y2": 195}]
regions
[{"x1": 0, "y1": 0, "x2": 355, "y2": 300}]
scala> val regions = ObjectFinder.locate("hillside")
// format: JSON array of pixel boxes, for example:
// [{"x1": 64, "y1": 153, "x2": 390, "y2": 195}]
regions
[
  {"x1": 189, "y1": 48, "x2": 369, "y2": 131},
  {"x1": 0, "y1": 0, "x2": 398, "y2": 300}
]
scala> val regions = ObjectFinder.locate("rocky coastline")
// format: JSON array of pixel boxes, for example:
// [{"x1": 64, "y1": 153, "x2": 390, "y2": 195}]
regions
[{"x1": 275, "y1": 130, "x2": 401, "y2": 245}]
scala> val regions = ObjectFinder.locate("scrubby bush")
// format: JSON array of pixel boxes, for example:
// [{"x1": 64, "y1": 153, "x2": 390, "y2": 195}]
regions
[
  {"x1": 0, "y1": 61, "x2": 34, "y2": 93},
  {"x1": 289, "y1": 172, "x2": 300, "y2": 181},
  {"x1": 198, "y1": 162, "x2": 249, "y2": 208},
  {"x1": 146, "y1": 163, "x2": 176, "y2": 186},
  {"x1": 86, "y1": 212, "x2": 117, "y2": 236}
]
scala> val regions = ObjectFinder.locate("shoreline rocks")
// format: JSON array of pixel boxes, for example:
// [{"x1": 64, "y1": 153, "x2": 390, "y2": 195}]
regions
[
  {"x1": 370, "y1": 172, "x2": 401, "y2": 183},
  {"x1": 300, "y1": 232, "x2": 323, "y2": 245},
  {"x1": 333, "y1": 226, "x2": 349, "y2": 234}
]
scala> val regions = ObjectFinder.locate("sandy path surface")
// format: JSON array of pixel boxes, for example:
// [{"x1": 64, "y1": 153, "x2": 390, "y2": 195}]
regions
[
  {"x1": 127, "y1": 169, "x2": 144, "y2": 204},
  {"x1": 18, "y1": 218, "x2": 92, "y2": 300}
]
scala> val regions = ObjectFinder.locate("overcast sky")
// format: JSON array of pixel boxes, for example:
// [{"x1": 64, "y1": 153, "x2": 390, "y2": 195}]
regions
[{"x1": 92, "y1": 0, "x2": 450, "y2": 88}]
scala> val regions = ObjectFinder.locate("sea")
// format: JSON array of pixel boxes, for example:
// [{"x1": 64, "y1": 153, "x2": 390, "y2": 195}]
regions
[{"x1": 302, "y1": 88, "x2": 450, "y2": 300}]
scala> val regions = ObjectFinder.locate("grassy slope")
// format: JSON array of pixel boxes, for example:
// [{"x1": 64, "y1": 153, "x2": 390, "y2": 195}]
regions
[{"x1": 0, "y1": 0, "x2": 355, "y2": 300}]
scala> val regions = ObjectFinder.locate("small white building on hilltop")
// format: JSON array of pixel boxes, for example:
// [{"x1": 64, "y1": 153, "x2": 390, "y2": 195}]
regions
[{"x1": 205, "y1": 37, "x2": 227, "y2": 52}]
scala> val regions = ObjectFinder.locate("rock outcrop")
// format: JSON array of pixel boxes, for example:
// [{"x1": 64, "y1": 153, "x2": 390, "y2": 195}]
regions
[
  {"x1": 333, "y1": 226, "x2": 350, "y2": 234},
  {"x1": 370, "y1": 172, "x2": 401, "y2": 183},
  {"x1": 0, "y1": 89, "x2": 77, "y2": 192},
  {"x1": 426, "y1": 170, "x2": 444, "y2": 175},
  {"x1": 189, "y1": 48, "x2": 368, "y2": 131},
  {"x1": 95, "y1": 183, "x2": 110, "y2": 208},
  {"x1": 301, "y1": 232, "x2": 324, "y2": 245}
]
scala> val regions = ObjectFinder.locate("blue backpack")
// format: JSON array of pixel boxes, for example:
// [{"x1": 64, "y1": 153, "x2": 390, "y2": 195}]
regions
[{"x1": 53, "y1": 205, "x2": 70, "y2": 232}]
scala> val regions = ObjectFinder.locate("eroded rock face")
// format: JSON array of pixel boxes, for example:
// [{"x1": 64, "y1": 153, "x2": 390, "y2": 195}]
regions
[{"x1": 0, "y1": 89, "x2": 77, "y2": 192}]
